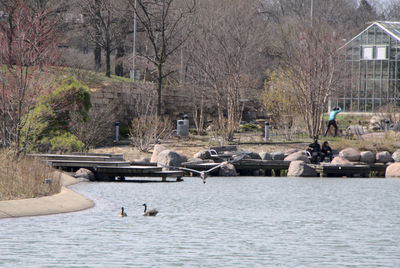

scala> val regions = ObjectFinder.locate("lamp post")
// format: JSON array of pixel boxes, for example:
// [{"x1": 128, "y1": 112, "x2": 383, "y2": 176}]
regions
[
  {"x1": 131, "y1": 0, "x2": 137, "y2": 81},
  {"x1": 311, "y1": 0, "x2": 314, "y2": 25}
]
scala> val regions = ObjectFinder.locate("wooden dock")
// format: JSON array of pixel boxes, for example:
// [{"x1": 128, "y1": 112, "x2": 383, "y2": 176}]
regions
[
  {"x1": 311, "y1": 163, "x2": 371, "y2": 178},
  {"x1": 94, "y1": 165, "x2": 184, "y2": 182},
  {"x1": 233, "y1": 159, "x2": 291, "y2": 176},
  {"x1": 32, "y1": 153, "x2": 183, "y2": 182},
  {"x1": 29, "y1": 153, "x2": 125, "y2": 162},
  {"x1": 47, "y1": 160, "x2": 130, "y2": 170}
]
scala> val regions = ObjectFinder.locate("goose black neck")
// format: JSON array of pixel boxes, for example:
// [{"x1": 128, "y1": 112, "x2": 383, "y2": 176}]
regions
[{"x1": 143, "y1": 204, "x2": 147, "y2": 212}]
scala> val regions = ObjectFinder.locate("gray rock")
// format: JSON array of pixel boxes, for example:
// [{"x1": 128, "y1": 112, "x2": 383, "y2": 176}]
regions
[
  {"x1": 218, "y1": 161, "x2": 237, "y2": 176},
  {"x1": 241, "y1": 152, "x2": 262, "y2": 160},
  {"x1": 331, "y1": 157, "x2": 353, "y2": 165},
  {"x1": 157, "y1": 149, "x2": 182, "y2": 170},
  {"x1": 287, "y1": 161, "x2": 318, "y2": 177},
  {"x1": 150, "y1": 144, "x2": 167, "y2": 163},
  {"x1": 259, "y1": 152, "x2": 272, "y2": 160},
  {"x1": 137, "y1": 157, "x2": 150, "y2": 163},
  {"x1": 345, "y1": 125, "x2": 365, "y2": 137},
  {"x1": 339, "y1": 148, "x2": 361, "y2": 162},
  {"x1": 360, "y1": 151, "x2": 375, "y2": 164},
  {"x1": 284, "y1": 151, "x2": 311, "y2": 163},
  {"x1": 376, "y1": 151, "x2": 393, "y2": 163},
  {"x1": 392, "y1": 150, "x2": 400, "y2": 162},
  {"x1": 272, "y1": 151, "x2": 285, "y2": 160},
  {"x1": 193, "y1": 150, "x2": 212, "y2": 160},
  {"x1": 385, "y1": 163, "x2": 400, "y2": 178},
  {"x1": 74, "y1": 168, "x2": 95, "y2": 181},
  {"x1": 186, "y1": 157, "x2": 203, "y2": 163},
  {"x1": 286, "y1": 149, "x2": 299, "y2": 155},
  {"x1": 179, "y1": 154, "x2": 188, "y2": 163}
]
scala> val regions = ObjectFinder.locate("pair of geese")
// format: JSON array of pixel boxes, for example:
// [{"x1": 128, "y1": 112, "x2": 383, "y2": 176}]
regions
[{"x1": 118, "y1": 204, "x2": 158, "y2": 217}]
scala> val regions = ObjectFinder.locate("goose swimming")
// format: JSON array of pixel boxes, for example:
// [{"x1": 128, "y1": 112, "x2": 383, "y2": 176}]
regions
[
  {"x1": 118, "y1": 207, "x2": 127, "y2": 217},
  {"x1": 142, "y1": 203, "x2": 158, "y2": 216}
]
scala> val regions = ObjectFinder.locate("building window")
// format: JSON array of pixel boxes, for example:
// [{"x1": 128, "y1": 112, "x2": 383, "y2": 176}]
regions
[
  {"x1": 376, "y1": 46, "x2": 387, "y2": 60},
  {"x1": 363, "y1": 46, "x2": 374, "y2": 60}
]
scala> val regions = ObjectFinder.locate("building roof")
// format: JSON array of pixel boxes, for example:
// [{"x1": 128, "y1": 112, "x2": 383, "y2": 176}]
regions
[
  {"x1": 343, "y1": 21, "x2": 400, "y2": 48},
  {"x1": 376, "y1": 21, "x2": 400, "y2": 42}
]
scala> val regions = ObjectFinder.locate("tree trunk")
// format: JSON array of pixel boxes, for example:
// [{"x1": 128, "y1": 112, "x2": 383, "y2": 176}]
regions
[
  {"x1": 157, "y1": 64, "x2": 162, "y2": 116},
  {"x1": 106, "y1": 46, "x2": 111, "y2": 77},
  {"x1": 115, "y1": 45, "x2": 124, "y2": 77},
  {"x1": 94, "y1": 43, "x2": 101, "y2": 71}
]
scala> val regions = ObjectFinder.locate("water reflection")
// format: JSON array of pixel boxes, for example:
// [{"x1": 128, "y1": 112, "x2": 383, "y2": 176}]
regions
[{"x1": 1, "y1": 177, "x2": 400, "y2": 267}]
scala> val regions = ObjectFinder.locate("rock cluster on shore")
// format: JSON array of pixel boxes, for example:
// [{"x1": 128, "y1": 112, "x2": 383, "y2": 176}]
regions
[{"x1": 147, "y1": 144, "x2": 400, "y2": 178}]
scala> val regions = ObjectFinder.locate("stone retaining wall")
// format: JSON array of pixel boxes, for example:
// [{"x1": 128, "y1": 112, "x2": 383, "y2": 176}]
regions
[{"x1": 89, "y1": 81, "x2": 219, "y2": 127}]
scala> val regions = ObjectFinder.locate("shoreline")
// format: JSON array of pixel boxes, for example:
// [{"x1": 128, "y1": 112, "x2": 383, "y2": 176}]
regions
[{"x1": 0, "y1": 171, "x2": 94, "y2": 219}]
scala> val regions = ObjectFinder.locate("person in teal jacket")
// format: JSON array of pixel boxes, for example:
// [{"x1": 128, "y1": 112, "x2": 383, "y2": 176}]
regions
[{"x1": 324, "y1": 107, "x2": 342, "y2": 137}]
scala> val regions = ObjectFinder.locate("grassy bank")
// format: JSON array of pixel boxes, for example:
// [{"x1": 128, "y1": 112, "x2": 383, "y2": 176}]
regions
[{"x1": 0, "y1": 150, "x2": 61, "y2": 201}]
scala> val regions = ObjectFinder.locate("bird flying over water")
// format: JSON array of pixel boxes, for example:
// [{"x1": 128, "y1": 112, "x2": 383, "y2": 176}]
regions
[{"x1": 159, "y1": 151, "x2": 251, "y2": 184}]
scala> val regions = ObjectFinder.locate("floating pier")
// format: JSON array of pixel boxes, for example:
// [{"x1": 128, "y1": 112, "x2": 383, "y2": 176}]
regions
[
  {"x1": 234, "y1": 159, "x2": 291, "y2": 176},
  {"x1": 94, "y1": 165, "x2": 184, "y2": 182},
  {"x1": 310, "y1": 163, "x2": 371, "y2": 178},
  {"x1": 31, "y1": 153, "x2": 183, "y2": 183}
]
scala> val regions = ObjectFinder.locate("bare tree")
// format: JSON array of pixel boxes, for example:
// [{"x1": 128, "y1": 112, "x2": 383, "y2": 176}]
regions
[
  {"x1": 277, "y1": 21, "x2": 346, "y2": 137},
  {"x1": 80, "y1": 0, "x2": 129, "y2": 77},
  {"x1": 0, "y1": 0, "x2": 60, "y2": 150},
  {"x1": 186, "y1": 0, "x2": 266, "y2": 141},
  {"x1": 127, "y1": 0, "x2": 196, "y2": 116}
]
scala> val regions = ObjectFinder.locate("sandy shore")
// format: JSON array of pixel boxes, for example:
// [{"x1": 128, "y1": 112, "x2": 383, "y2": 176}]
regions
[{"x1": 0, "y1": 171, "x2": 94, "y2": 219}]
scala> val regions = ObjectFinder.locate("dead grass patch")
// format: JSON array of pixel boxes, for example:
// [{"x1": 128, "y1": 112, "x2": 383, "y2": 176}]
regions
[
  {"x1": 0, "y1": 150, "x2": 61, "y2": 201},
  {"x1": 332, "y1": 131, "x2": 400, "y2": 153}
]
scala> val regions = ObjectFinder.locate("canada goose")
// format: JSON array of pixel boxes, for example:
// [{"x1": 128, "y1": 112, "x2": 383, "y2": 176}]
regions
[
  {"x1": 118, "y1": 207, "x2": 127, "y2": 217},
  {"x1": 142, "y1": 203, "x2": 158, "y2": 216}
]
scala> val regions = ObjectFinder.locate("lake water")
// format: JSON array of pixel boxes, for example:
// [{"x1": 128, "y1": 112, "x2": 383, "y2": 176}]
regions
[{"x1": 1, "y1": 177, "x2": 400, "y2": 267}]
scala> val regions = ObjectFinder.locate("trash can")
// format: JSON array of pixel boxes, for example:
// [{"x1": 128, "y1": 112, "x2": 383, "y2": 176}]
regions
[{"x1": 177, "y1": 120, "x2": 189, "y2": 137}]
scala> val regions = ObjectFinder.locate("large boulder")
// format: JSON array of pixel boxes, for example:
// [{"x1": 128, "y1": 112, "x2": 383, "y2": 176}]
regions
[
  {"x1": 74, "y1": 168, "x2": 95, "y2": 181},
  {"x1": 286, "y1": 149, "x2": 299, "y2": 155},
  {"x1": 345, "y1": 125, "x2": 365, "y2": 138},
  {"x1": 385, "y1": 163, "x2": 400, "y2": 178},
  {"x1": 272, "y1": 151, "x2": 285, "y2": 160},
  {"x1": 331, "y1": 157, "x2": 353, "y2": 165},
  {"x1": 339, "y1": 148, "x2": 361, "y2": 162},
  {"x1": 284, "y1": 151, "x2": 311, "y2": 163},
  {"x1": 137, "y1": 157, "x2": 150, "y2": 163},
  {"x1": 360, "y1": 151, "x2": 375, "y2": 164},
  {"x1": 392, "y1": 149, "x2": 400, "y2": 162},
  {"x1": 241, "y1": 152, "x2": 262, "y2": 160},
  {"x1": 179, "y1": 154, "x2": 188, "y2": 163},
  {"x1": 218, "y1": 162, "x2": 237, "y2": 176},
  {"x1": 259, "y1": 152, "x2": 272, "y2": 160},
  {"x1": 193, "y1": 150, "x2": 212, "y2": 160},
  {"x1": 376, "y1": 151, "x2": 393, "y2": 163},
  {"x1": 287, "y1": 161, "x2": 318, "y2": 177},
  {"x1": 157, "y1": 149, "x2": 182, "y2": 170},
  {"x1": 150, "y1": 144, "x2": 167, "y2": 163}
]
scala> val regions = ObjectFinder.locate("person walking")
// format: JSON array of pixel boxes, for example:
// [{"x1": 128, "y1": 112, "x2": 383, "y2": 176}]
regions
[{"x1": 324, "y1": 107, "x2": 342, "y2": 137}]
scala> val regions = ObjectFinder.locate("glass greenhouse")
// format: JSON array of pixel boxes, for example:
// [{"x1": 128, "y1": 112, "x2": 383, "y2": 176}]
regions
[{"x1": 337, "y1": 21, "x2": 400, "y2": 112}]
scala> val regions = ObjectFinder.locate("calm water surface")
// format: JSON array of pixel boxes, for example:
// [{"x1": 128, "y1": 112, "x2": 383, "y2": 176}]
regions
[{"x1": 1, "y1": 177, "x2": 400, "y2": 267}]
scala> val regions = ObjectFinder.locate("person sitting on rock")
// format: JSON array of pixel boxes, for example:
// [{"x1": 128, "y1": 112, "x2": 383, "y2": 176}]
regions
[
  {"x1": 321, "y1": 141, "x2": 334, "y2": 162},
  {"x1": 307, "y1": 136, "x2": 324, "y2": 164}
]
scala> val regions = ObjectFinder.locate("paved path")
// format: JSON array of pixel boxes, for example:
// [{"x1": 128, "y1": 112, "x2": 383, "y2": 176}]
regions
[{"x1": 0, "y1": 171, "x2": 94, "y2": 219}]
